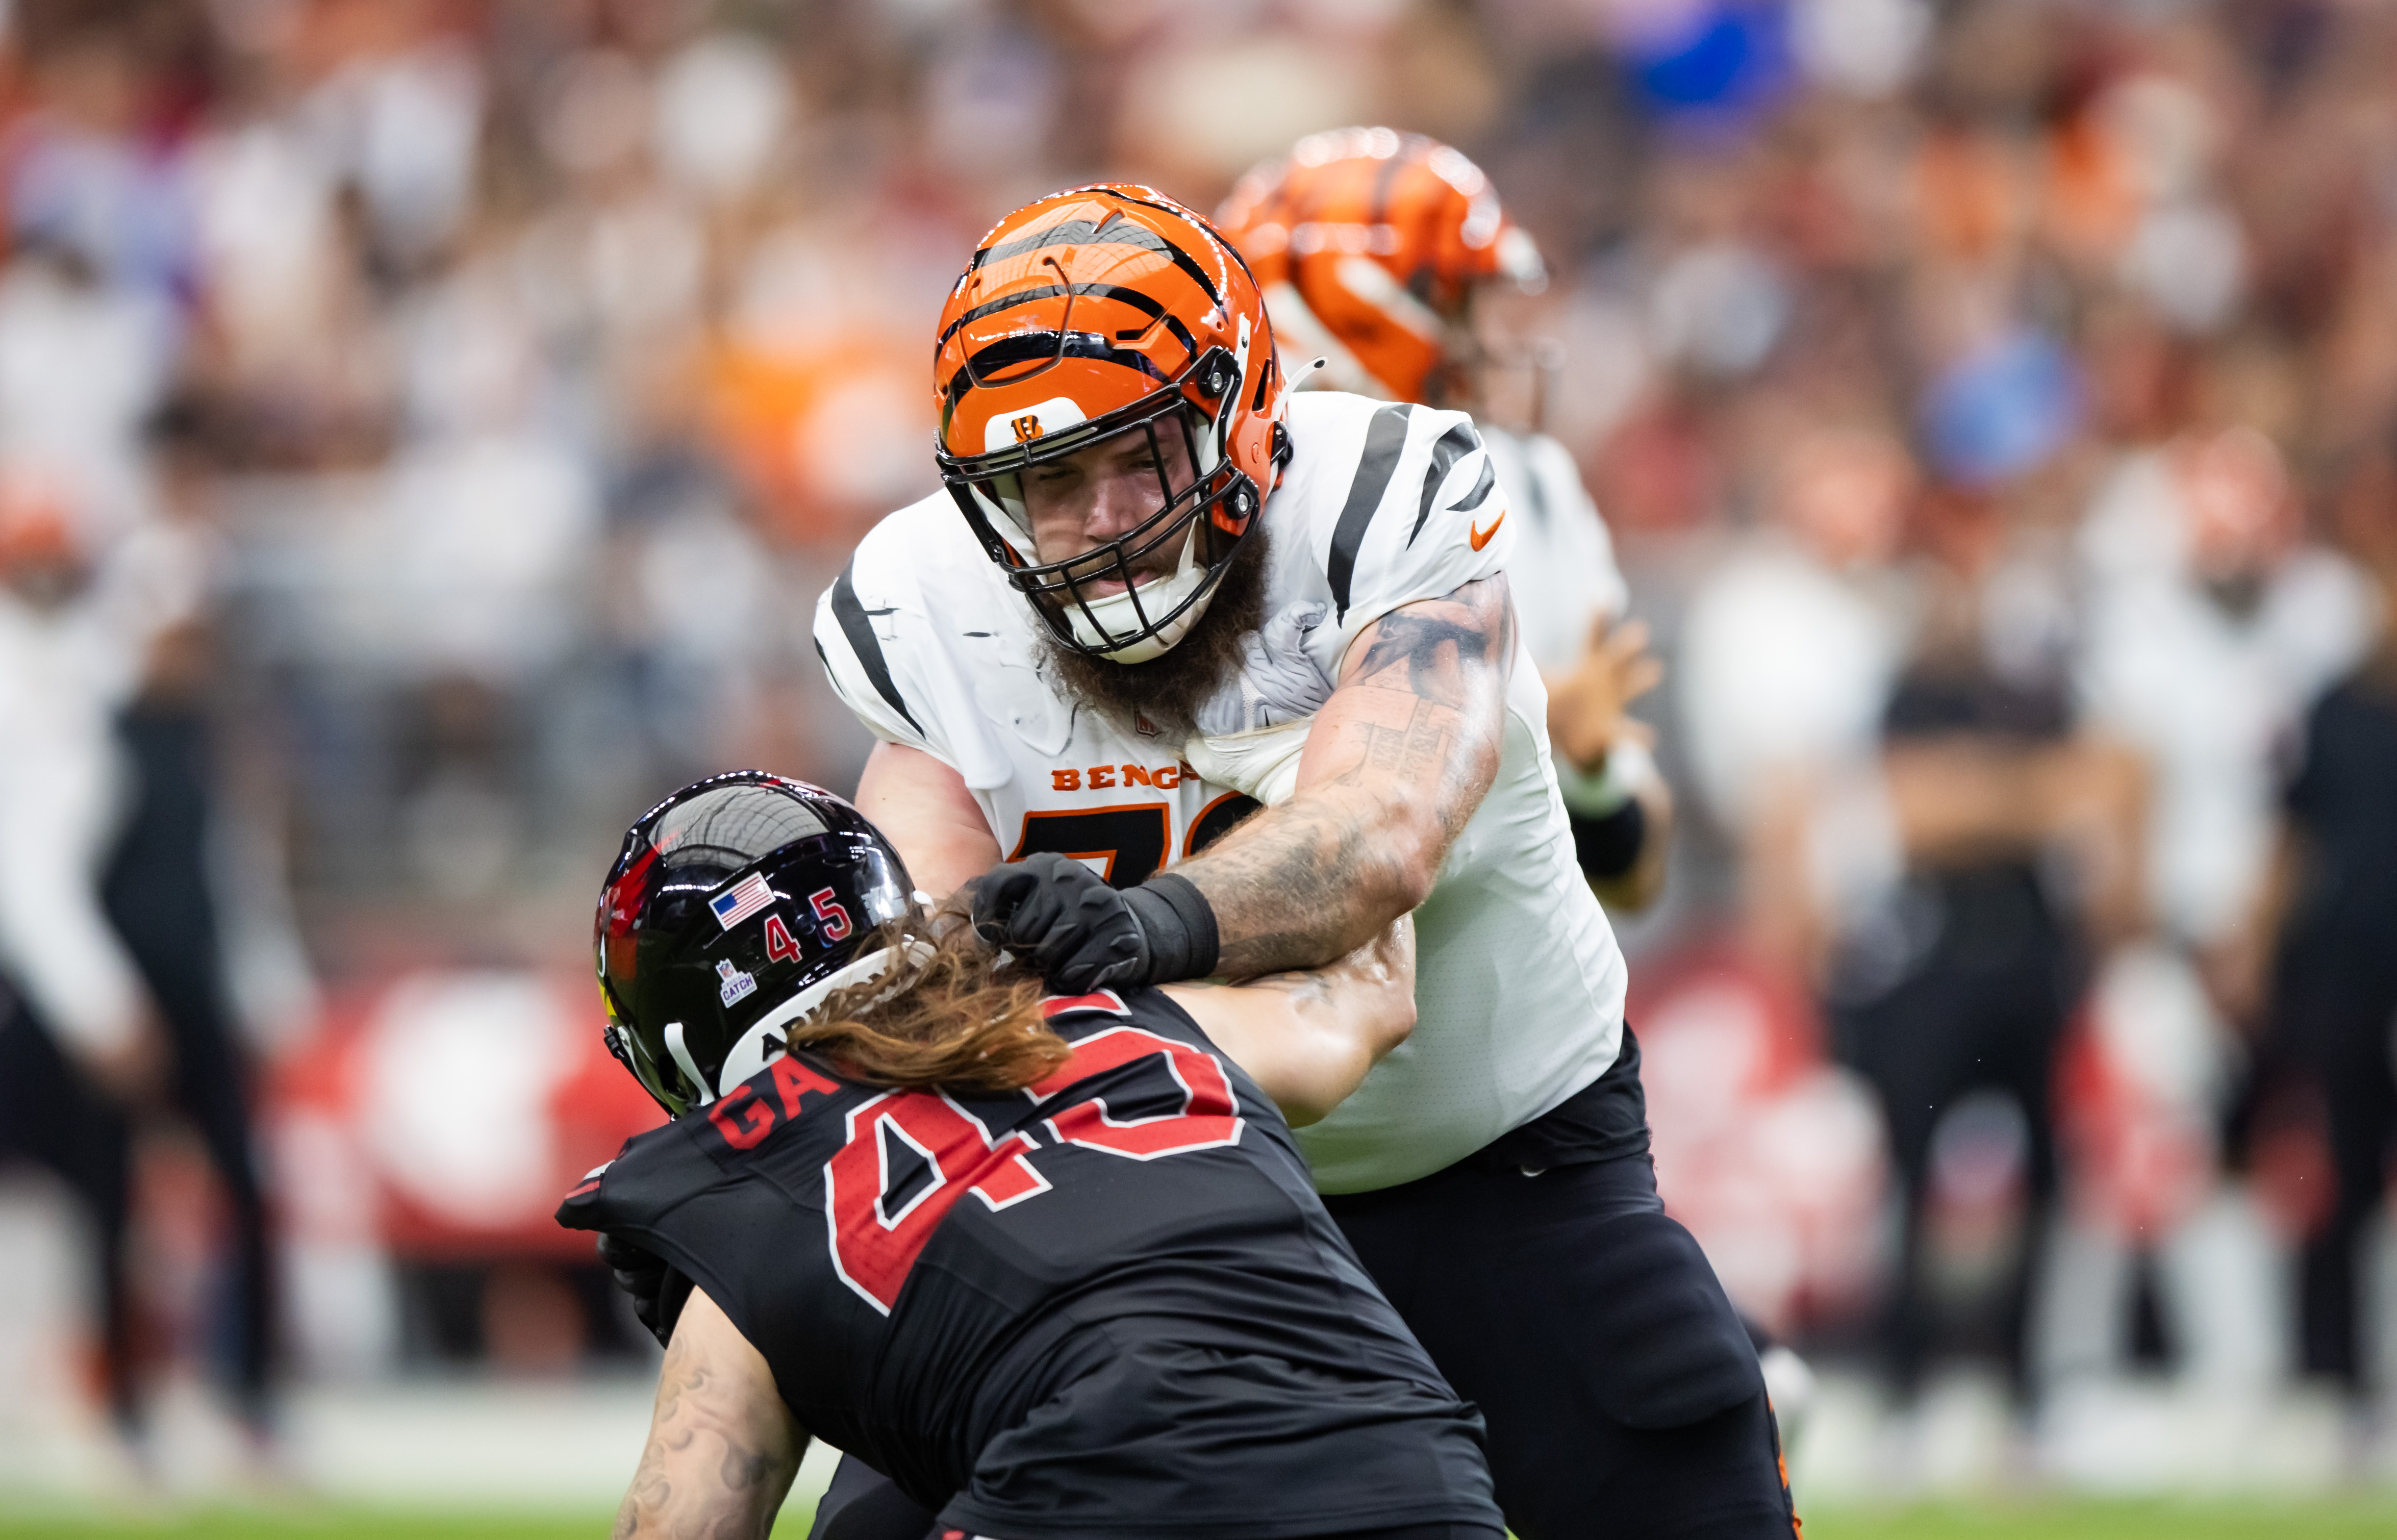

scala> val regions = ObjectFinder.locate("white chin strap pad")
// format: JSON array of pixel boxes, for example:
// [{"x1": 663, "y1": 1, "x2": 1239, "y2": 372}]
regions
[
  {"x1": 1066, "y1": 522, "x2": 1215, "y2": 664},
  {"x1": 714, "y1": 940, "x2": 936, "y2": 1098}
]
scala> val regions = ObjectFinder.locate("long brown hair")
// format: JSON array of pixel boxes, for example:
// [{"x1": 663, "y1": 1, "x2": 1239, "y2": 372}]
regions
[{"x1": 781, "y1": 916, "x2": 1070, "y2": 1093}]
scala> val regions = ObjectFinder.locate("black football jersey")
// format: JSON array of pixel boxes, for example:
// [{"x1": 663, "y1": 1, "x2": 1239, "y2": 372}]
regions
[{"x1": 558, "y1": 987, "x2": 1498, "y2": 1540}]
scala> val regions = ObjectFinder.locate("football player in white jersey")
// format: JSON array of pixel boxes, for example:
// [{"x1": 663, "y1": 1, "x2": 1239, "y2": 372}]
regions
[
  {"x1": 1217, "y1": 128, "x2": 1673, "y2": 912},
  {"x1": 1219, "y1": 128, "x2": 1821, "y2": 1443},
  {"x1": 808, "y1": 185, "x2": 1792, "y2": 1539}
]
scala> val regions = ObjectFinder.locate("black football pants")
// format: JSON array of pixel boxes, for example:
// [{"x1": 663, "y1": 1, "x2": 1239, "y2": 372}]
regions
[
  {"x1": 1830, "y1": 869, "x2": 2071, "y2": 1401},
  {"x1": 2279, "y1": 989, "x2": 2397, "y2": 1388},
  {"x1": 0, "y1": 992, "x2": 137, "y2": 1429},
  {"x1": 99, "y1": 702, "x2": 275, "y2": 1424},
  {"x1": 1321, "y1": 1148, "x2": 1796, "y2": 1540}
]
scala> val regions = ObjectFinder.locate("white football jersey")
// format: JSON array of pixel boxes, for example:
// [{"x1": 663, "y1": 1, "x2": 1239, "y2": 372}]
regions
[
  {"x1": 1480, "y1": 425, "x2": 1629, "y2": 677},
  {"x1": 815, "y1": 390, "x2": 1628, "y2": 1193}
]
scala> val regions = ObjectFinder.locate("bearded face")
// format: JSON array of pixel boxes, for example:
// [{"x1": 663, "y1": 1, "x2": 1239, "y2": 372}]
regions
[{"x1": 1039, "y1": 521, "x2": 1272, "y2": 738}]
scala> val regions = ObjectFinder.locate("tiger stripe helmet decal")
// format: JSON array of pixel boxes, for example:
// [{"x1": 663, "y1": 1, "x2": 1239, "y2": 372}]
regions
[{"x1": 1216, "y1": 128, "x2": 1545, "y2": 407}]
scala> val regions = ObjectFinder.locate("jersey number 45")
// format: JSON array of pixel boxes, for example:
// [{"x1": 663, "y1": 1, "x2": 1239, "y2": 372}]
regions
[{"x1": 824, "y1": 1025, "x2": 1242, "y2": 1313}]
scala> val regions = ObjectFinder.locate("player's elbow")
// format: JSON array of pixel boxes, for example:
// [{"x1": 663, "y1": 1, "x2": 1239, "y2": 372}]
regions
[
  {"x1": 1275, "y1": 1039, "x2": 1387, "y2": 1129},
  {"x1": 1276, "y1": 1084, "x2": 1339, "y2": 1128},
  {"x1": 1308, "y1": 808, "x2": 1444, "y2": 944},
  {"x1": 1273, "y1": 992, "x2": 1411, "y2": 1129},
  {"x1": 1345, "y1": 912, "x2": 1418, "y2": 1064},
  {"x1": 1366, "y1": 986, "x2": 1417, "y2": 1059},
  {"x1": 1372, "y1": 822, "x2": 1448, "y2": 915}
]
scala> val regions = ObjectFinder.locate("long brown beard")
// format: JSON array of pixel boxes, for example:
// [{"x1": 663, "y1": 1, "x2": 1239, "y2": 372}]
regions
[{"x1": 1041, "y1": 527, "x2": 1271, "y2": 737}]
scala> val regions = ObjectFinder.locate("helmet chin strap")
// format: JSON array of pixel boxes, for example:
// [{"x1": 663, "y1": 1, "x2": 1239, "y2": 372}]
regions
[
  {"x1": 1201, "y1": 312, "x2": 1252, "y2": 476},
  {"x1": 664, "y1": 1020, "x2": 714, "y2": 1107},
  {"x1": 713, "y1": 939, "x2": 937, "y2": 1098}
]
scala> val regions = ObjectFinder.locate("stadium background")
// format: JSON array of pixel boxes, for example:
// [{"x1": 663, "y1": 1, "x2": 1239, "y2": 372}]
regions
[{"x1": 0, "y1": 0, "x2": 2393, "y2": 1534}]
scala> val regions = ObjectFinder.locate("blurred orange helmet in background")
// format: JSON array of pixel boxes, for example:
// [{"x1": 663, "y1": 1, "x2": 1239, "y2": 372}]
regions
[
  {"x1": 934, "y1": 184, "x2": 1286, "y2": 664},
  {"x1": 1217, "y1": 127, "x2": 1546, "y2": 407},
  {"x1": 0, "y1": 461, "x2": 86, "y2": 591}
]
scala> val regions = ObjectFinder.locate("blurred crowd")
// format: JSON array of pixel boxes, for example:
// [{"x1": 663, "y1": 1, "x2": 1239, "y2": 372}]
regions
[{"x1": 2, "y1": 0, "x2": 2396, "y2": 1490}]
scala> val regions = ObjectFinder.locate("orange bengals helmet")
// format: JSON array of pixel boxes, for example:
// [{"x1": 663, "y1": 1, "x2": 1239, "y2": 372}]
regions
[
  {"x1": 1217, "y1": 127, "x2": 1545, "y2": 407},
  {"x1": 935, "y1": 185, "x2": 1288, "y2": 664}
]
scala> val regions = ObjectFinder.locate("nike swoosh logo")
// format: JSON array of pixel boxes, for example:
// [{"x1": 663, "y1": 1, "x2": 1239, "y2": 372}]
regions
[{"x1": 1469, "y1": 513, "x2": 1504, "y2": 551}]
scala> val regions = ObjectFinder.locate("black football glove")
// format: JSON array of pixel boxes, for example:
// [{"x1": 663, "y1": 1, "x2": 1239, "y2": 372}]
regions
[
  {"x1": 597, "y1": 1230, "x2": 694, "y2": 1350},
  {"x1": 966, "y1": 852, "x2": 1220, "y2": 995}
]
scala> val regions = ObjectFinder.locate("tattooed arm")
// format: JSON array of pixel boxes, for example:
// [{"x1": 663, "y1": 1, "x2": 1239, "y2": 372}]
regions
[
  {"x1": 1164, "y1": 916, "x2": 1415, "y2": 1126},
  {"x1": 617, "y1": 1287, "x2": 806, "y2": 1540},
  {"x1": 1176, "y1": 575, "x2": 1514, "y2": 977}
]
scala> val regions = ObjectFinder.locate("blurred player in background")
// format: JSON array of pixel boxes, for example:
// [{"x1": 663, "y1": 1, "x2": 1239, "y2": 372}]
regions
[
  {"x1": 107, "y1": 406, "x2": 278, "y2": 1448},
  {"x1": 0, "y1": 437, "x2": 274, "y2": 1458},
  {"x1": 814, "y1": 186, "x2": 1791, "y2": 1538},
  {"x1": 0, "y1": 465, "x2": 155, "y2": 1444},
  {"x1": 2059, "y1": 421, "x2": 2370, "y2": 1397},
  {"x1": 2259, "y1": 439, "x2": 2397, "y2": 1409},
  {"x1": 570, "y1": 773, "x2": 1500, "y2": 1540},
  {"x1": 1217, "y1": 127, "x2": 1672, "y2": 911}
]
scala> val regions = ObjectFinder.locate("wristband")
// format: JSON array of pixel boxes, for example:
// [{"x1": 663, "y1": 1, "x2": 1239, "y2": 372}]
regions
[
  {"x1": 1570, "y1": 798, "x2": 1648, "y2": 881},
  {"x1": 1123, "y1": 872, "x2": 1220, "y2": 983},
  {"x1": 1555, "y1": 738, "x2": 1656, "y2": 819}
]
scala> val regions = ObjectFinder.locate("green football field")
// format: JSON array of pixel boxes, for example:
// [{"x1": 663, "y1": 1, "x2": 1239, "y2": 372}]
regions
[{"x1": 3, "y1": 1502, "x2": 2397, "y2": 1538}]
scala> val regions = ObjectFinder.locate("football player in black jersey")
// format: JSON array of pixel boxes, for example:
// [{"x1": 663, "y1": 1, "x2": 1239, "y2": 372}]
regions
[{"x1": 570, "y1": 772, "x2": 1502, "y2": 1540}]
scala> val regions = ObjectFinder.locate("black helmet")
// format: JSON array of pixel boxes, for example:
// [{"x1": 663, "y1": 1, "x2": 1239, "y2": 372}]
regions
[{"x1": 596, "y1": 771, "x2": 923, "y2": 1117}]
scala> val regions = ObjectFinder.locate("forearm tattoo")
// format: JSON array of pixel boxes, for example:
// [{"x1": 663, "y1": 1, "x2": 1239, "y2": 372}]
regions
[
  {"x1": 616, "y1": 1347, "x2": 787, "y2": 1540},
  {"x1": 1187, "y1": 576, "x2": 1512, "y2": 977}
]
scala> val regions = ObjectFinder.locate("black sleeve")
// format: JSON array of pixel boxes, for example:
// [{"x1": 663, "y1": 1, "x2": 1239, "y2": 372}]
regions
[
  {"x1": 594, "y1": 1230, "x2": 696, "y2": 1350},
  {"x1": 1570, "y1": 798, "x2": 1647, "y2": 881},
  {"x1": 2281, "y1": 688, "x2": 2338, "y2": 825}
]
